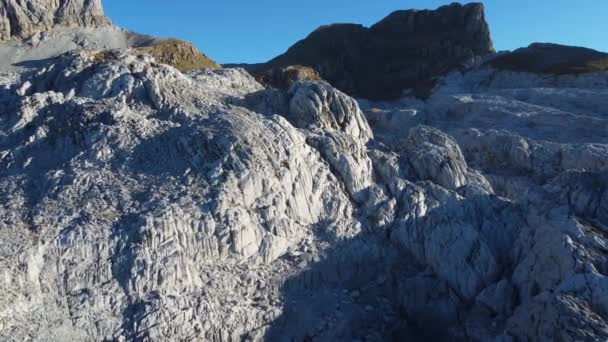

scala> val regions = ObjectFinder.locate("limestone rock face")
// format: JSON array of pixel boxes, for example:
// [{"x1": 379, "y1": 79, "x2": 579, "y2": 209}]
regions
[
  {"x1": 242, "y1": 80, "x2": 375, "y2": 201},
  {"x1": 254, "y1": 2, "x2": 493, "y2": 100},
  {"x1": 405, "y1": 125, "x2": 469, "y2": 190},
  {"x1": 0, "y1": 0, "x2": 108, "y2": 41},
  {"x1": 360, "y1": 57, "x2": 608, "y2": 341},
  {"x1": 288, "y1": 81, "x2": 373, "y2": 143},
  {"x1": 2, "y1": 4, "x2": 608, "y2": 342},
  {"x1": 0, "y1": 50, "x2": 361, "y2": 341}
]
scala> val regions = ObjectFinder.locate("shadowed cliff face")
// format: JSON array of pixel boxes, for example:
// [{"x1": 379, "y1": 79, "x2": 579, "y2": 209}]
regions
[
  {"x1": 0, "y1": 0, "x2": 108, "y2": 41},
  {"x1": 258, "y1": 2, "x2": 494, "y2": 101}
]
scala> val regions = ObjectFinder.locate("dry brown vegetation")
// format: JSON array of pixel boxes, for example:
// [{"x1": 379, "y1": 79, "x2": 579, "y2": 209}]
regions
[
  {"x1": 136, "y1": 39, "x2": 221, "y2": 72},
  {"x1": 254, "y1": 65, "x2": 322, "y2": 90}
]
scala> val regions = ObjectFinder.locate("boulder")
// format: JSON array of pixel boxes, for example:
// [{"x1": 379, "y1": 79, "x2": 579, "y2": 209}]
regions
[
  {"x1": 288, "y1": 81, "x2": 373, "y2": 142},
  {"x1": 405, "y1": 125, "x2": 469, "y2": 190}
]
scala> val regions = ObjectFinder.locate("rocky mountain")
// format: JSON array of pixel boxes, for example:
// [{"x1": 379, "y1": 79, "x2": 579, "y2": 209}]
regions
[
  {"x1": 489, "y1": 42, "x2": 608, "y2": 74},
  {"x1": 0, "y1": 0, "x2": 108, "y2": 42},
  {"x1": 250, "y1": 2, "x2": 494, "y2": 100},
  {"x1": 1, "y1": 1, "x2": 608, "y2": 342}
]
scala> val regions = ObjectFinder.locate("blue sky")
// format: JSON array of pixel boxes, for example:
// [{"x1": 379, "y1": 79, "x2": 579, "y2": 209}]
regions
[{"x1": 103, "y1": 0, "x2": 608, "y2": 64}]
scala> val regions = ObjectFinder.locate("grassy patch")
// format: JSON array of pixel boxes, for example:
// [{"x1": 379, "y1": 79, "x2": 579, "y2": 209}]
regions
[
  {"x1": 136, "y1": 39, "x2": 221, "y2": 72},
  {"x1": 92, "y1": 50, "x2": 118, "y2": 63},
  {"x1": 98, "y1": 210, "x2": 121, "y2": 221},
  {"x1": 254, "y1": 64, "x2": 322, "y2": 89},
  {"x1": 546, "y1": 58, "x2": 608, "y2": 75}
]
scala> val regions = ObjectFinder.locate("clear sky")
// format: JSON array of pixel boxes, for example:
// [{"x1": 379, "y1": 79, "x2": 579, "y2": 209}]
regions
[{"x1": 103, "y1": 0, "x2": 608, "y2": 64}]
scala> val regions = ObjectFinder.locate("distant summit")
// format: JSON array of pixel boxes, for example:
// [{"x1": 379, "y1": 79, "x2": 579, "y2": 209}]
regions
[
  {"x1": 489, "y1": 43, "x2": 608, "y2": 75},
  {"x1": 0, "y1": 0, "x2": 108, "y2": 41},
  {"x1": 250, "y1": 2, "x2": 494, "y2": 100}
]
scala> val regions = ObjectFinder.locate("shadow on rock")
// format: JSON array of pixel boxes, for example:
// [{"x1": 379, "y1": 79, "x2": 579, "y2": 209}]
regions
[
  {"x1": 123, "y1": 119, "x2": 229, "y2": 178},
  {"x1": 261, "y1": 230, "x2": 461, "y2": 341}
]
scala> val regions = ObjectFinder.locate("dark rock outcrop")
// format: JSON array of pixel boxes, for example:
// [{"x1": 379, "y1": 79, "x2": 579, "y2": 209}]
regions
[
  {"x1": 0, "y1": 0, "x2": 108, "y2": 41},
  {"x1": 489, "y1": 43, "x2": 608, "y2": 74},
  {"x1": 252, "y1": 2, "x2": 494, "y2": 100}
]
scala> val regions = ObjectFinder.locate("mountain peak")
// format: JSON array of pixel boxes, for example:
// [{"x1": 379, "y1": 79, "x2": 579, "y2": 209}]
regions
[
  {"x1": 0, "y1": 0, "x2": 108, "y2": 42},
  {"x1": 261, "y1": 2, "x2": 494, "y2": 100}
]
